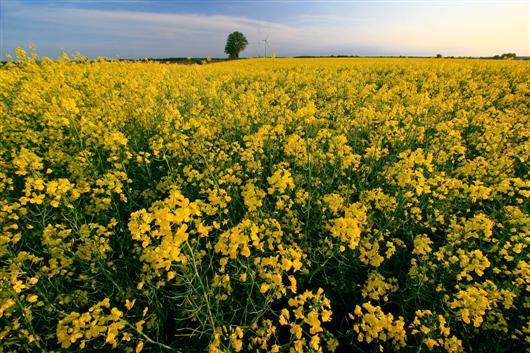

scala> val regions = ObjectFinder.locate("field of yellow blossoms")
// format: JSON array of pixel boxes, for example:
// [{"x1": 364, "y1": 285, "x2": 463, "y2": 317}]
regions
[{"x1": 0, "y1": 49, "x2": 529, "y2": 353}]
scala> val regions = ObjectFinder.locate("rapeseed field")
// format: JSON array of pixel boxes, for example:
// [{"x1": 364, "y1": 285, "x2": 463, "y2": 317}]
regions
[{"x1": 1, "y1": 49, "x2": 529, "y2": 352}]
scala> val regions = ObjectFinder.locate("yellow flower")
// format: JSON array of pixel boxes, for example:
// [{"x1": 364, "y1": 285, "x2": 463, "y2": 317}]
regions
[
  {"x1": 329, "y1": 217, "x2": 362, "y2": 250},
  {"x1": 241, "y1": 183, "x2": 266, "y2": 211},
  {"x1": 267, "y1": 167, "x2": 295, "y2": 194}
]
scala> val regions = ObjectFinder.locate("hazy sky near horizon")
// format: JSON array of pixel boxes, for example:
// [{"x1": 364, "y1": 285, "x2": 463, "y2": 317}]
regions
[{"x1": 1, "y1": 0, "x2": 528, "y2": 58}]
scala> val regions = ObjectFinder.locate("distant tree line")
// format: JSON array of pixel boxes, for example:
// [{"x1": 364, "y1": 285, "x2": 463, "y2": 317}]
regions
[{"x1": 493, "y1": 53, "x2": 516, "y2": 59}]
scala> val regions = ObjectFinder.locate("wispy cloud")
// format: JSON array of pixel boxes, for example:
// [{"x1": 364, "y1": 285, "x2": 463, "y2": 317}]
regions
[
  {"x1": 2, "y1": 1, "x2": 528, "y2": 58},
  {"x1": 3, "y1": 4, "x2": 296, "y2": 57}
]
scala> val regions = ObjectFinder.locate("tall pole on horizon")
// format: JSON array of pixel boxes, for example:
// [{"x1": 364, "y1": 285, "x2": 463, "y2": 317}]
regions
[{"x1": 262, "y1": 38, "x2": 269, "y2": 58}]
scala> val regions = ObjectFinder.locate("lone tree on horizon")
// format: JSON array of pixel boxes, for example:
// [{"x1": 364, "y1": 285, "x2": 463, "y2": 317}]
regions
[{"x1": 225, "y1": 32, "x2": 248, "y2": 59}]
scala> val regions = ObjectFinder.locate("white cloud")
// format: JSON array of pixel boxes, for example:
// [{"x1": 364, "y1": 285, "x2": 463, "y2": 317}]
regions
[
  {"x1": 3, "y1": 5, "x2": 297, "y2": 57},
  {"x1": 2, "y1": 2, "x2": 528, "y2": 58}
]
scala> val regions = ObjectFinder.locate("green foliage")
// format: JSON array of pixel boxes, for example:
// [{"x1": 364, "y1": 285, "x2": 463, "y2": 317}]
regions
[{"x1": 493, "y1": 53, "x2": 516, "y2": 59}]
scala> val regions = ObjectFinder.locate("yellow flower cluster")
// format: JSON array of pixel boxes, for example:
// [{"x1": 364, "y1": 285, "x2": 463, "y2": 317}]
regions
[
  {"x1": 350, "y1": 302, "x2": 407, "y2": 351},
  {"x1": 328, "y1": 216, "x2": 362, "y2": 251},
  {"x1": 56, "y1": 298, "x2": 126, "y2": 349},
  {"x1": 279, "y1": 288, "x2": 337, "y2": 353},
  {"x1": 449, "y1": 285, "x2": 492, "y2": 328},
  {"x1": 1, "y1": 49, "x2": 529, "y2": 352},
  {"x1": 128, "y1": 187, "x2": 202, "y2": 278},
  {"x1": 267, "y1": 166, "x2": 295, "y2": 195},
  {"x1": 361, "y1": 271, "x2": 398, "y2": 302},
  {"x1": 409, "y1": 310, "x2": 463, "y2": 353}
]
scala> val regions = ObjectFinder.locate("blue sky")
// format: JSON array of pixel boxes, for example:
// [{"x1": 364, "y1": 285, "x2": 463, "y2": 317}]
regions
[{"x1": 1, "y1": 0, "x2": 528, "y2": 58}]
